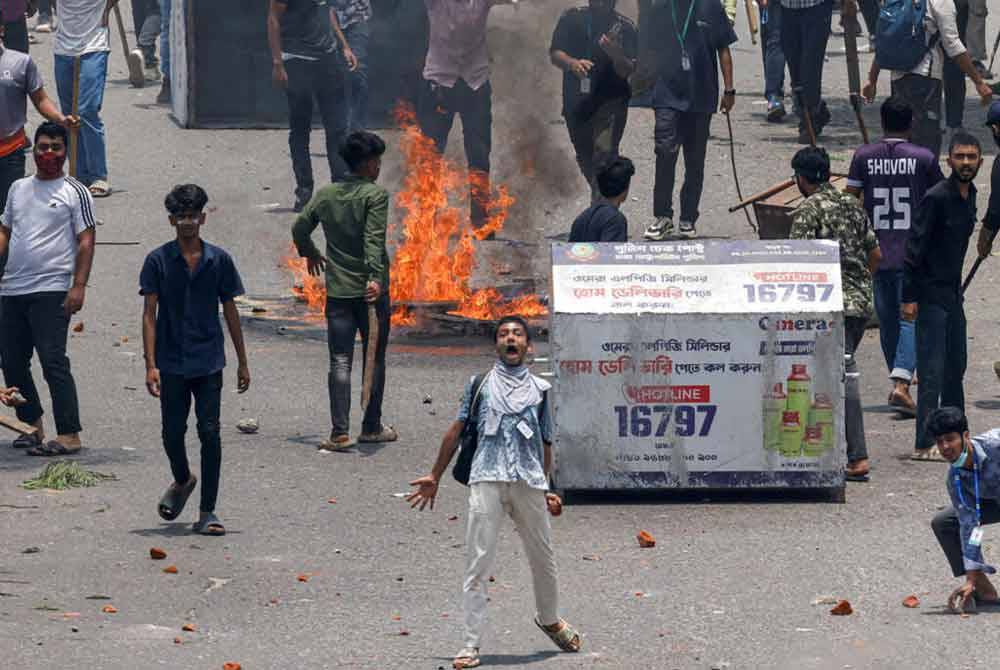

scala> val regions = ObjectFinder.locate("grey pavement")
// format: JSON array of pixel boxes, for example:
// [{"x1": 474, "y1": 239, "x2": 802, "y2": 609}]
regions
[{"x1": 3, "y1": 4, "x2": 1000, "y2": 669}]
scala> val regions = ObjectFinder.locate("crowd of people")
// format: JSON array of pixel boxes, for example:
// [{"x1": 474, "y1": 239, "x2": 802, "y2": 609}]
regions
[{"x1": 3, "y1": 0, "x2": 1000, "y2": 667}]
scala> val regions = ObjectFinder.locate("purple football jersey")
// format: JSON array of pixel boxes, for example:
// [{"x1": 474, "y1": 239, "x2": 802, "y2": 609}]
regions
[{"x1": 847, "y1": 139, "x2": 945, "y2": 270}]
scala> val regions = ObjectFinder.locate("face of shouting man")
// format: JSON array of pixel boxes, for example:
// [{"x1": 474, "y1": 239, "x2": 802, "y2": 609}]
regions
[
  {"x1": 937, "y1": 430, "x2": 972, "y2": 466},
  {"x1": 495, "y1": 319, "x2": 530, "y2": 367},
  {"x1": 948, "y1": 143, "x2": 983, "y2": 184}
]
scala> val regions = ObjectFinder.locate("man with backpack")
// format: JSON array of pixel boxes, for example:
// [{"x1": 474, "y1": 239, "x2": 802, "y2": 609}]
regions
[
  {"x1": 407, "y1": 315, "x2": 582, "y2": 670},
  {"x1": 863, "y1": 0, "x2": 992, "y2": 158}
]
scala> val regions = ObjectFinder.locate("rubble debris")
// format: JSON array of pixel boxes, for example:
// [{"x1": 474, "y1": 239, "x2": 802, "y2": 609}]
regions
[
  {"x1": 636, "y1": 531, "x2": 656, "y2": 548},
  {"x1": 163, "y1": 565, "x2": 179, "y2": 574},
  {"x1": 101, "y1": 605, "x2": 118, "y2": 614},
  {"x1": 902, "y1": 595, "x2": 920, "y2": 608},
  {"x1": 829, "y1": 600, "x2": 853, "y2": 616},
  {"x1": 72, "y1": 323, "x2": 83, "y2": 333},
  {"x1": 236, "y1": 418, "x2": 259, "y2": 434},
  {"x1": 150, "y1": 548, "x2": 168, "y2": 560}
]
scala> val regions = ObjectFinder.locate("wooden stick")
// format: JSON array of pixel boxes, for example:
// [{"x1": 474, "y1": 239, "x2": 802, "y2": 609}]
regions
[
  {"x1": 728, "y1": 179, "x2": 795, "y2": 212},
  {"x1": 361, "y1": 305, "x2": 378, "y2": 412},
  {"x1": 0, "y1": 415, "x2": 39, "y2": 436},
  {"x1": 69, "y1": 56, "x2": 81, "y2": 179}
]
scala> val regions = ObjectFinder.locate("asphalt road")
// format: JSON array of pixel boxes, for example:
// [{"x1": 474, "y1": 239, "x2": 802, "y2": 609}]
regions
[{"x1": 2, "y1": 4, "x2": 1000, "y2": 669}]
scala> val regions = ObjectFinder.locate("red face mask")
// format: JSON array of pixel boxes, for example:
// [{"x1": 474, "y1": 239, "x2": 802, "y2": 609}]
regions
[{"x1": 35, "y1": 151, "x2": 66, "y2": 178}]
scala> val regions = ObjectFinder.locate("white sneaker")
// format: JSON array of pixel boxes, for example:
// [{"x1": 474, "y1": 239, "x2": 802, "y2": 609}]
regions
[
  {"x1": 643, "y1": 217, "x2": 674, "y2": 241},
  {"x1": 34, "y1": 23, "x2": 52, "y2": 33},
  {"x1": 144, "y1": 65, "x2": 162, "y2": 83},
  {"x1": 678, "y1": 220, "x2": 696, "y2": 237}
]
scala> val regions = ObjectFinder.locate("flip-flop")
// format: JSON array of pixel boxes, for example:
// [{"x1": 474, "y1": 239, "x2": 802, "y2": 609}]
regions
[
  {"x1": 535, "y1": 617, "x2": 582, "y2": 653},
  {"x1": 89, "y1": 180, "x2": 111, "y2": 198},
  {"x1": 452, "y1": 648, "x2": 480, "y2": 669},
  {"x1": 26, "y1": 440, "x2": 81, "y2": 457},
  {"x1": 193, "y1": 513, "x2": 226, "y2": 536},
  {"x1": 158, "y1": 476, "x2": 197, "y2": 521},
  {"x1": 12, "y1": 433, "x2": 41, "y2": 449}
]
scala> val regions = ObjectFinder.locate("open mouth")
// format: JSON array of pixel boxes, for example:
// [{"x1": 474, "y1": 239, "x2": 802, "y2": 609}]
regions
[{"x1": 505, "y1": 345, "x2": 519, "y2": 355}]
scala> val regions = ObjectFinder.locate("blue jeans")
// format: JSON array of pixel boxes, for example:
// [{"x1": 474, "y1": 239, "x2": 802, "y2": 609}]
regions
[
  {"x1": 873, "y1": 269, "x2": 916, "y2": 382},
  {"x1": 915, "y1": 301, "x2": 967, "y2": 451},
  {"x1": 160, "y1": 0, "x2": 172, "y2": 79},
  {"x1": 759, "y1": 2, "x2": 786, "y2": 100},
  {"x1": 342, "y1": 20, "x2": 370, "y2": 131},
  {"x1": 54, "y1": 52, "x2": 109, "y2": 186}
]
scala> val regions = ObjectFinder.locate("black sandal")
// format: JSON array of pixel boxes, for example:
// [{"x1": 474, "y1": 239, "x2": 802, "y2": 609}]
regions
[
  {"x1": 158, "y1": 476, "x2": 197, "y2": 521},
  {"x1": 26, "y1": 440, "x2": 81, "y2": 457},
  {"x1": 193, "y1": 513, "x2": 226, "y2": 536},
  {"x1": 12, "y1": 433, "x2": 41, "y2": 449}
]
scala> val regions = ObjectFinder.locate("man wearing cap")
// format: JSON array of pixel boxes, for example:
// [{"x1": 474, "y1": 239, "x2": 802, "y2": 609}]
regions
[{"x1": 789, "y1": 146, "x2": 881, "y2": 481}]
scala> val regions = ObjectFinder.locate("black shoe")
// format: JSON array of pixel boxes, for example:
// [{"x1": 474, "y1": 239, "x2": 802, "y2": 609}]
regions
[
  {"x1": 156, "y1": 78, "x2": 171, "y2": 104},
  {"x1": 813, "y1": 104, "x2": 831, "y2": 135},
  {"x1": 293, "y1": 188, "x2": 313, "y2": 213}
]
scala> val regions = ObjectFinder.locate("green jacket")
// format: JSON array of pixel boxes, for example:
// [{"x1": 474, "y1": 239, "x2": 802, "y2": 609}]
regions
[{"x1": 291, "y1": 176, "x2": 390, "y2": 300}]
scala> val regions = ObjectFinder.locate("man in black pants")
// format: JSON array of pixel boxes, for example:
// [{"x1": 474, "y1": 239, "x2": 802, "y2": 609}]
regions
[
  {"x1": 780, "y1": 0, "x2": 832, "y2": 143},
  {"x1": 903, "y1": 131, "x2": 982, "y2": 460},
  {"x1": 141, "y1": 184, "x2": 251, "y2": 536},
  {"x1": 267, "y1": 0, "x2": 358, "y2": 213},
  {"x1": 943, "y1": 0, "x2": 970, "y2": 134},
  {"x1": 0, "y1": 122, "x2": 95, "y2": 456}
]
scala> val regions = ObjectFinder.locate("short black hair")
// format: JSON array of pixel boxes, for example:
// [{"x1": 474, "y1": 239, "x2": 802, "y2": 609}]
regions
[
  {"x1": 949, "y1": 130, "x2": 982, "y2": 156},
  {"x1": 791, "y1": 146, "x2": 831, "y2": 184},
  {"x1": 925, "y1": 406, "x2": 969, "y2": 439},
  {"x1": 596, "y1": 156, "x2": 635, "y2": 198},
  {"x1": 881, "y1": 96, "x2": 913, "y2": 134},
  {"x1": 34, "y1": 121, "x2": 68, "y2": 147},
  {"x1": 164, "y1": 184, "x2": 209, "y2": 215},
  {"x1": 339, "y1": 131, "x2": 386, "y2": 172},
  {"x1": 493, "y1": 315, "x2": 532, "y2": 343}
]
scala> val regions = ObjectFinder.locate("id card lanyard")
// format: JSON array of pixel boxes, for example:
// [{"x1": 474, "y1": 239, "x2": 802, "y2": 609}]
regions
[
  {"x1": 671, "y1": 0, "x2": 697, "y2": 71},
  {"x1": 954, "y1": 446, "x2": 983, "y2": 546}
]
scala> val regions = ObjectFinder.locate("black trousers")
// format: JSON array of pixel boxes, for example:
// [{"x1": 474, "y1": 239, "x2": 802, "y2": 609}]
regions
[
  {"x1": 130, "y1": 0, "x2": 161, "y2": 64},
  {"x1": 0, "y1": 291, "x2": 82, "y2": 435},
  {"x1": 914, "y1": 300, "x2": 967, "y2": 451},
  {"x1": 653, "y1": 108, "x2": 711, "y2": 223},
  {"x1": 0, "y1": 148, "x2": 26, "y2": 213},
  {"x1": 284, "y1": 56, "x2": 348, "y2": 198},
  {"x1": 565, "y1": 98, "x2": 629, "y2": 201},
  {"x1": 325, "y1": 293, "x2": 390, "y2": 436},
  {"x1": 943, "y1": 0, "x2": 971, "y2": 130},
  {"x1": 3, "y1": 18, "x2": 28, "y2": 54},
  {"x1": 417, "y1": 78, "x2": 492, "y2": 228},
  {"x1": 781, "y1": 0, "x2": 832, "y2": 129},
  {"x1": 891, "y1": 74, "x2": 943, "y2": 158},
  {"x1": 159, "y1": 371, "x2": 223, "y2": 514},
  {"x1": 932, "y1": 501, "x2": 1000, "y2": 577}
]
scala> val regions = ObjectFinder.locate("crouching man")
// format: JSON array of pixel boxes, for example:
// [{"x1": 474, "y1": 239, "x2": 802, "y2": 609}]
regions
[
  {"x1": 929, "y1": 407, "x2": 1000, "y2": 612},
  {"x1": 407, "y1": 315, "x2": 582, "y2": 669}
]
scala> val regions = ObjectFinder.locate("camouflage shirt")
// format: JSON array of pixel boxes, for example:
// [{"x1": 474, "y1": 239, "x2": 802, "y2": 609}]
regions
[{"x1": 790, "y1": 182, "x2": 878, "y2": 318}]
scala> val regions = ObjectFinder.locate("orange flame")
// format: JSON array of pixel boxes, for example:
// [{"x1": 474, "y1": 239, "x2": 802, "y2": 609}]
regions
[{"x1": 282, "y1": 250, "x2": 326, "y2": 317}]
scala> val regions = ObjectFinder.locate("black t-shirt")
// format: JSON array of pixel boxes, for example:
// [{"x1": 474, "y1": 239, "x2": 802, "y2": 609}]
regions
[
  {"x1": 549, "y1": 7, "x2": 637, "y2": 121},
  {"x1": 278, "y1": 0, "x2": 337, "y2": 59},
  {"x1": 986, "y1": 154, "x2": 1000, "y2": 233},
  {"x1": 649, "y1": 0, "x2": 736, "y2": 113},
  {"x1": 568, "y1": 203, "x2": 628, "y2": 243}
]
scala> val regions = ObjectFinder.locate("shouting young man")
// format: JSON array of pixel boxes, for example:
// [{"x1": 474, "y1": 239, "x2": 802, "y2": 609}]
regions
[
  {"x1": 905, "y1": 132, "x2": 982, "y2": 461},
  {"x1": 0, "y1": 121, "x2": 96, "y2": 456},
  {"x1": 928, "y1": 407, "x2": 1000, "y2": 613},
  {"x1": 846, "y1": 96, "x2": 944, "y2": 417},
  {"x1": 408, "y1": 315, "x2": 582, "y2": 670},
  {"x1": 141, "y1": 184, "x2": 251, "y2": 536}
]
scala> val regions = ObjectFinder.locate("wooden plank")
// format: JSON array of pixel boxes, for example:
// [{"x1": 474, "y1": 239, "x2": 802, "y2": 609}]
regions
[{"x1": 0, "y1": 415, "x2": 38, "y2": 436}]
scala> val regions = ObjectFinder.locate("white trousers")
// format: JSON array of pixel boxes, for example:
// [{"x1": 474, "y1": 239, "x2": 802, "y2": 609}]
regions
[
  {"x1": 463, "y1": 481, "x2": 560, "y2": 649},
  {"x1": 967, "y1": 0, "x2": 988, "y2": 62}
]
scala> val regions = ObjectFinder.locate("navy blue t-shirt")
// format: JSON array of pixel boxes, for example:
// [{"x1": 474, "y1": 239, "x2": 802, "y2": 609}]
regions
[
  {"x1": 650, "y1": 0, "x2": 737, "y2": 113},
  {"x1": 139, "y1": 240, "x2": 245, "y2": 379}
]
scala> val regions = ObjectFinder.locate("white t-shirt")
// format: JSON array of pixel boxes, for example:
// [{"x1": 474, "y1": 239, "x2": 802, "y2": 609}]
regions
[
  {"x1": 1, "y1": 176, "x2": 97, "y2": 296},
  {"x1": 891, "y1": 0, "x2": 967, "y2": 82},
  {"x1": 54, "y1": 0, "x2": 111, "y2": 56}
]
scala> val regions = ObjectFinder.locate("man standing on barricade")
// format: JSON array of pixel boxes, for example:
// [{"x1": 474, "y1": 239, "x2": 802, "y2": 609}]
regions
[
  {"x1": 789, "y1": 146, "x2": 881, "y2": 481},
  {"x1": 846, "y1": 96, "x2": 944, "y2": 418},
  {"x1": 549, "y1": 0, "x2": 636, "y2": 200},
  {"x1": 904, "y1": 131, "x2": 982, "y2": 461}
]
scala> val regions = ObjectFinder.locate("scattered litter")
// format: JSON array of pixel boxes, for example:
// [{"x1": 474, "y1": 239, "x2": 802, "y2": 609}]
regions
[
  {"x1": 22, "y1": 547, "x2": 40, "y2": 554},
  {"x1": 205, "y1": 577, "x2": 231, "y2": 593},
  {"x1": 85, "y1": 595, "x2": 110, "y2": 600},
  {"x1": 251, "y1": 306, "x2": 268, "y2": 314},
  {"x1": 121, "y1": 336, "x2": 129, "y2": 344},
  {"x1": 795, "y1": 628, "x2": 814, "y2": 632},
  {"x1": 33, "y1": 604, "x2": 59, "y2": 611},
  {"x1": 399, "y1": 630, "x2": 410, "y2": 636},
  {"x1": 223, "y1": 664, "x2": 242, "y2": 670},
  {"x1": 582, "y1": 555, "x2": 601, "y2": 561},
  {"x1": 22, "y1": 462, "x2": 115, "y2": 490},
  {"x1": 163, "y1": 565, "x2": 178, "y2": 574},
  {"x1": 448, "y1": 515, "x2": 459, "y2": 521},
  {"x1": 634, "y1": 591, "x2": 645, "y2": 598},
  {"x1": 150, "y1": 548, "x2": 167, "y2": 560},
  {"x1": 636, "y1": 530, "x2": 656, "y2": 548},
  {"x1": 422, "y1": 395, "x2": 433, "y2": 404},
  {"x1": 123, "y1": 386, "x2": 137, "y2": 391},
  {"x1": 174, "y1": 637, "x2": 182, "y2": 644},
  {"x1": 182, "y1": 623, "x2": 196, "y2": 632},
  {"x1": 297, "y1": 574, "x2": 310, "y2": 582},
  {"x1": 327, "y1": 498, "x2": 337, "y2": 504},
  {"x1": 236, "y1": 418, "x2": 259, "y2": 434},
  {"x1": 121, "y1": 446, "x2": 136, "y2": 451},
  {"x1": 72, "y1": 323, "x2": 84, "y2": 333},
  {"x1": 811, "y1": 595, "x2": 838, "y2": 606},
  {"x1": 391, "y1": 493, "x2": 407, "y2": 498},
  {"x1": 830, "y1": 600, "x2": 853, "y2": 616},
  {"x1": 102, "y1": 605, "x2": 118, "y2": 614},
  {"x1": 902, "y1": 595, "x2": 920, "y2": 608}
]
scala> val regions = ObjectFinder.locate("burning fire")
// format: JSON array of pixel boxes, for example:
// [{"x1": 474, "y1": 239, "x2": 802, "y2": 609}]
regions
[
  {"x1": 283, "y1": 253, "x2": 326, "y2": 317},
  {"x1": 282, "y1": 103, "x2": 548, "y2": 327}
]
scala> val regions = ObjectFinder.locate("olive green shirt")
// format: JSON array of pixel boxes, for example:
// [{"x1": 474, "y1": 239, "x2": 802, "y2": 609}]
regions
[{"x1": 291, "y1": 176, "x2": 390, "y2": 300}]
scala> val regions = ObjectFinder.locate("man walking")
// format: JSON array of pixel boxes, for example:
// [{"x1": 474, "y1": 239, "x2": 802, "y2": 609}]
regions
[
  {"x1": 641, "y1": 0, "x2": 736, "y2": 241},
  {"x1": 141, "y1": 184, "x2": 251, "y2": 536},
  {"x1": 846, "y1": 96, "x2": 944, "y2": 417},
  {"x1": 568, "y1": 155, "x2": 633, "y2": 242},
  {"x1": 0, "y1": 121, "x2": 96, "y2": 456},
  {"x1": 863, "y1": 0, "x2": 992, "y2": 158},
  {"x1": 927, "y1": 407, "x2": 1000, "y2": 612},
  {"x1": 130, "y1": 0, "x2": 161, "y2": 83},
  {"x1": 332, "y1": 0, "x2": 371, "y2": 131},
  {"x1": 966, "y1": 0, "x2": 989, "y2": 77},
  {"x1": 789, "y1": 146, "x2": 881, "y2": 481},
  {"x1": 420, "y1": 0, "x2": 510, "y2": 230},
  {"x1": 157, "y1": 0, "x2": 170, "y2": 103},
  {"x1": 292, "y1": 131, "x2": 396, "y2": 450},
  {"x1": 1, "y1": 0, "x2": 30, "y2": 52},
  {"x1": 757, "y1": 0, "x2": 787, "y2": 122},
  {"x1": 54, "y1": 0, "x2": 114, "y2": 197},
  {"x1": 904, "y1": 131, "x2": 982, "y2": 460},
  {"x1": 408, "y1": 315, "x2": 583, "y2": 670},
  {"x1": 779, "y1": 0, "x2": 832, "y2": 143},
  {"x1": 0, "y1": 14, "x2": 78, "y2": 212},
  {"x1": 267, "y1": 0, "x2": 358, "y2": 213},
  {"x1": 549, "y1": 0, "x2": 637, "y2": 200}
]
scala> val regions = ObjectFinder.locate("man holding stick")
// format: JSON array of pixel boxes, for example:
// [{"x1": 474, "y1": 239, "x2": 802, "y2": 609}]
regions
[{"x1": 291, "y1": 131, "x2": 395, "y2": 451}]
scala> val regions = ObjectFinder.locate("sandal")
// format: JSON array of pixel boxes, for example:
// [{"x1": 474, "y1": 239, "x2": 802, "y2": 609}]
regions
[
  {"x1": 358, "y1": 425, "x2": 398, "y2": 444},
  {"x1": 911, "y1": 445, "x2": 947, "y2": 462},
  {"x1": 26, "y1": 440, "x2": 81, "y2": 457},
  {"x1": 452, "y1": 648, "x2": 480, "y2": 669},
  {"x1": 89, "y1": 180, "x2": 111, "y2": 198},
  {"x1": 535, "y1": 617, "x2": 582, "y2": 653},
  {"x1": 193, "y1": 512, "x2": 226, "y2": 536},
  {"x1": 158, "y1": 476, "x2": 198, "y2": 521},
  {"x1": 12, "y1": 433, "x2": 41, "y2": 449},
  {"x1": 319, "y1": 434, "x2": 355, "y2": 451}
]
